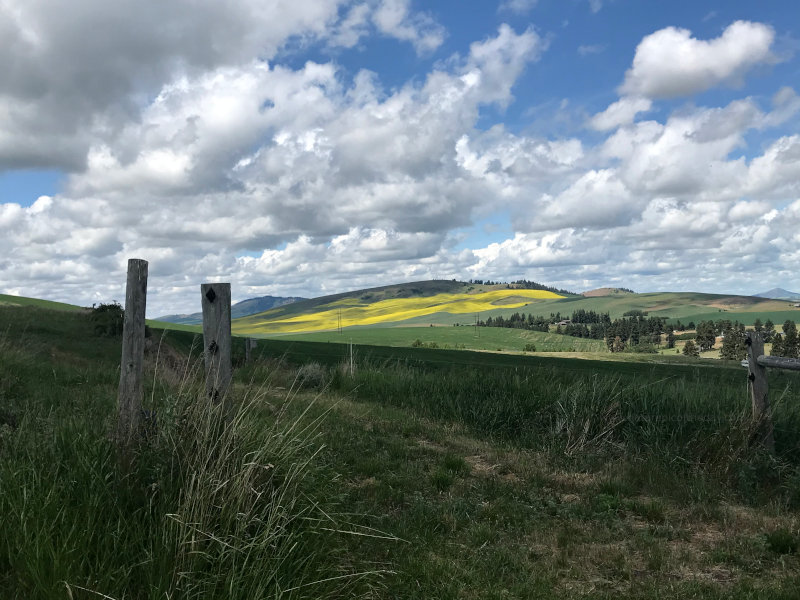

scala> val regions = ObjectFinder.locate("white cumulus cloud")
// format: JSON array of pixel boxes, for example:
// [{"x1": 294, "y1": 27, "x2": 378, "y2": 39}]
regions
[{"x1": 620, "y1": 20, "x2": 776, "y2": 98}]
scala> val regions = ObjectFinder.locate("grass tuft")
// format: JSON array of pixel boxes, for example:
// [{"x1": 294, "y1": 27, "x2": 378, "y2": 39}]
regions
[{"x1": 0, "y1": 307, "x2": 384, "y2": 599}]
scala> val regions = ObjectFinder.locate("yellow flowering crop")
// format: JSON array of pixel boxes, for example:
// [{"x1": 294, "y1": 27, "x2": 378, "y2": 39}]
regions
[{"x1": 234, "y1": 289, "x2": 563, "y2": 334}]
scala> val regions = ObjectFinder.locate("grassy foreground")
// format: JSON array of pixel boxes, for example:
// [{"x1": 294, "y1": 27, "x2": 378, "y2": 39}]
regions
[
  {"x1": 0, "y1": 306, "x2": 383, "y2": 599},
  {"x1": 264, "y1": 354, "x2": 800, "y2": 598},
  {"x1": 2, "y1": 304, "x2": 800, "y2": 598}
]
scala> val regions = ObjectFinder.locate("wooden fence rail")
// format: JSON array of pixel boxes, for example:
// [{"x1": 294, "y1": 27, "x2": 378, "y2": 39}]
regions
[{"x1": 754, "y1": 355, "x2": 800, "y2": 371}]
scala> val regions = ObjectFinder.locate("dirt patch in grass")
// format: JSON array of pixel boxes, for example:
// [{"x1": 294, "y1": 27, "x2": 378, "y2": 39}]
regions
[
  {"x1": 550, "y1": 470, "x2": 600, "y2": 492},
  {"x1": 464, "y1": 454, "x2": 499, "y2": 476},
  {"x1": 417, "y1": 438, "x2": 446, "y2": 453},
  {"x1": 721, "y1": 502, "x2": 797, "y2": 532},
  {"x1": 676, "y1": 564, "x2": 736, "y2": 585},
  {"x1": 352, "y1": 476, "x2": 378, "y2": 488}
]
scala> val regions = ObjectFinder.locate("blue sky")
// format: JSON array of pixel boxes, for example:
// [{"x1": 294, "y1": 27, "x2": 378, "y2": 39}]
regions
[
  {"x1": 0, "y1": 170, "x2": 63, "y2": 206},
  {"x1": 1, "y1": 0, "x2": 799, "y2": 315}
]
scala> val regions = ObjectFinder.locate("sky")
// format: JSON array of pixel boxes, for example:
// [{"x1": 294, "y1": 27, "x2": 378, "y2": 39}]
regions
[{"x1": 1, "y1": 0, "x2": 799, "y2": 316}]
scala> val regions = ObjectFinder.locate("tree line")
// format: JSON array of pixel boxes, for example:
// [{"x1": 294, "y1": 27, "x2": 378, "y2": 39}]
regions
[
  {"x1": 476, "y1": 309, "x2": 611, "y2": 334},
  {"x1": 672, "y1": 318, "x2": 798, "y2": 360},
  {"x1": 467, "y1": 279, "x2": 576, "y2": 296},
  {"x1": 475, "y1": 309, "x2": 799, "y2": 360}
]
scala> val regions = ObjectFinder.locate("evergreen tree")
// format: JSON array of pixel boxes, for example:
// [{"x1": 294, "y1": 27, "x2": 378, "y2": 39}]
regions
[
  {"x1": 771, "y1": 334, "x2": 784, "y2": 357},
  {"x1": 764, "y1": 319, "x2": 775, "y2": 343},
  {"x1": 719, "y1": 323, "x2": 746, "y2": 361},
  {"x1": 782, "y1": 320, "x2": 799, "y2": 358},
  {"x1": 666, "y1": 326, "x2": 675, "y2": 349},
  {"x1": 682, "y1": 340, "x2": 700, "y2": 357},
  {"x1": 695, "y1": 320, "x2": 717, "y2": 352}
]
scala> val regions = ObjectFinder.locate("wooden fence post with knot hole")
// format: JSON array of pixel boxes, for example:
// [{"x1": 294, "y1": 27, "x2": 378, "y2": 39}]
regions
[
  {"x1": 201, "y1": 283, "x2": 232, "y2": 411},
  {"x1": 746, "y1": 331, "x2": 775, "y2": 452},
  {"x1": 116, "y1": 258, "x2": 148, "y2": 461}
]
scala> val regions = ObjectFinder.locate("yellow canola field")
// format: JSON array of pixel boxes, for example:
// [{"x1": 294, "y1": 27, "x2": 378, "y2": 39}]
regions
[{"x1": 239, "y1": 289, "x2": 563, "y2": 333}]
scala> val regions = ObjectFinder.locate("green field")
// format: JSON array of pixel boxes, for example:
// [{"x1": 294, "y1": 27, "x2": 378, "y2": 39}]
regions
[
  {"x1": 261, "y1": 324, "x2": 606, "y2": 353},
  {"x1": 242, "y1": 336, "x2": 735, "y2": 377},
  {"x1": 147, "y1": 318, "x2": 202, "y2": 334},
  {"x1": 3, "y1": 302, "x2": 800, "y2": 598}
]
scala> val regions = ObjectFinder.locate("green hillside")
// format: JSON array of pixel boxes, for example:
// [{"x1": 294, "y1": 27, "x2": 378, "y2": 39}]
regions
[
  {"x1": 247, "y1": 280, "x2": 467, "y2": 323},
  {"x1": 231, "y1": 282, "x2": 799, "y2": 337},
  {"x1": 0, "y1": 293, "x2": 84, "y2": 312},
  {"x1": 232, "y1": 281, "x2": 568, "y2": 335}
]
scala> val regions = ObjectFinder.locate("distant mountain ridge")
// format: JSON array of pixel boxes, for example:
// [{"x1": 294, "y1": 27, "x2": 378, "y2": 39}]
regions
[
  {"x1": 155, "y1": 295, "x2": 306, "y2": 325},
  {"x1": 754, "y1": 288, "x2": 800, "y2": 301}
]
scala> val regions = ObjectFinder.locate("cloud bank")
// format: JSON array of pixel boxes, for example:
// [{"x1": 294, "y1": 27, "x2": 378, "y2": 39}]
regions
[{"x1": 0, "y1": 4, "x2": 798, "y2": 315}]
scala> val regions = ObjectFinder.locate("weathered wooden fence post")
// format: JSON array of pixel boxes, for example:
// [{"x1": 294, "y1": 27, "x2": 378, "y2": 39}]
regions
[
  {"x1": 746, "y1": 332, "x2": 774, "y2": 451},
  {"x1": 245, "y1": 337, "x2": 257, "y2": 363},
  {"x1": 116, "y1": 258, "x2": 148, "y2": 455},
  {"x1": 201, "y1": 283, "x2": 232, "y2": 406}
]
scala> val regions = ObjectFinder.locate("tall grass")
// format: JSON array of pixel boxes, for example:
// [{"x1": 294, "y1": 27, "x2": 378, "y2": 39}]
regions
[
  {"x1": 0, "y1": 316, "x2": 382, "y2": 599},
  {"x1": 327, "y1": 358, "x2": 800, "y2": 504}
]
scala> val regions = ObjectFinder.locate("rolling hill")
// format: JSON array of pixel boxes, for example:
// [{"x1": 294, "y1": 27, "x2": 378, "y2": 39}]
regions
[
  {"x1": 230, "y1": 281, "x2": 800, "y2": 336},
  {"x1": 232, "y1": 282, "x2": 565, "y2": 335},
  {"x1": 0, "y1": 293, "x2": 84, "y2": 312}
]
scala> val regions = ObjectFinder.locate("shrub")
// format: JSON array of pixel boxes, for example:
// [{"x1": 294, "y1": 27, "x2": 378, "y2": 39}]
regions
[
  {"x1": 765, "y1": 529, "x2": 798, "y2": 554},
  {"x1": 296, "y1": 361, "x2": 328, "y2": 389},
  {"x1": 410, "y1": 340, "x2": 439, "y2": 349},
  {"x1": 90, "y1": 302, "x2": 124, "y2": 337},
  {"x1": 734, "y1": 450, "x2": 783, "y2": 505}
]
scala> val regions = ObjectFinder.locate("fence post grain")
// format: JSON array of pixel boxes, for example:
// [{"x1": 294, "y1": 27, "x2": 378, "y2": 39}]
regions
[
  {"x1": 116, "y1": 258, "x2": 148, "y2": 455},
  {"x1": 245, "y1": 338, "x2": 257, "y2": 363},
  {"x1": 201, "y1": 283, "x2": 232, "y2": 407},
  {"x1": 746, "y1": 332, "x2": 775, "y2": 451}
]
